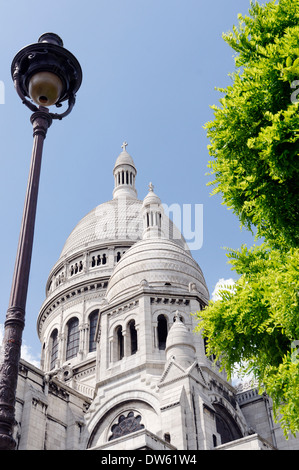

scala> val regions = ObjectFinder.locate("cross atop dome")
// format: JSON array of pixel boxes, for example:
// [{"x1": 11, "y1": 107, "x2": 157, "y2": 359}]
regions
[{"x1": 121, "y1": 141, "x2": 128, "y2": 152}]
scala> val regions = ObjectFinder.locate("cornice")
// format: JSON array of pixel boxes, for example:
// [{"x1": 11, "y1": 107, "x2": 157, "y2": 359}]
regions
[{"x1": 37, "y1": 276, "x2": 109, "y2": 337}]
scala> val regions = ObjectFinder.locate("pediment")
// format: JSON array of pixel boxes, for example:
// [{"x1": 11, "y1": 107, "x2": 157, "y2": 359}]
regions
[{"x1": 159, "y1": 359, "x2": 207, "y2": 387}]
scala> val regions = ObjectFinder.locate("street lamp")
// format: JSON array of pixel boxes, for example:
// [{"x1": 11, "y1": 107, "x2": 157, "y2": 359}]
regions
[{"x1": 0, "y1": 33, "x2": 82, "y2": 450}]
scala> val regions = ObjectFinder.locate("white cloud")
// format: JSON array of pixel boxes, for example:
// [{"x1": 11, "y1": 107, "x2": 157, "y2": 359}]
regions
[
  {"x1": 0, "y1": 324, "x2": 40, "y2": 368},
  {"x1": 211, "y1": 278, "x2": 236, "y2": 301}
]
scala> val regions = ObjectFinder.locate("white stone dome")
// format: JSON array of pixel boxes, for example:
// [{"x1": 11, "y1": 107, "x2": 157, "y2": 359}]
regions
[
  {"x1": 113, "y1": 148, "x2": 136, "y2": 170},
  {"x1": 106, "y1": 237, "x2": 209, "y2": 304},
  {"x1": 59, "y1": 198, "x2": 144, "y2": 258},
  {"x1": 142, "y1": 183, "x2": 162, "y2": 208},
  {"x1": 59, "y1": 146, "x2": 187, "y2": 259},
  {"x1": 59, "y1": 198, "x2": 188, "y2": 259}
]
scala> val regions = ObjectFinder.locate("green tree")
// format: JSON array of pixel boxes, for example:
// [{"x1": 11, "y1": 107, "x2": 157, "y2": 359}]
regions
[
  {"x1": 205, "y1": 0, "x2": 299, "y2": 248},
  {"x1": 197, "y1": 0, "x2": 299, "y2": 437}
]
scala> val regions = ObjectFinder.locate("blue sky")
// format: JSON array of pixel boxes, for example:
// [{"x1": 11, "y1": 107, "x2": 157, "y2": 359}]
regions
[{"x1": 0, "y1": 0, "x2": 259, "y2": 364}]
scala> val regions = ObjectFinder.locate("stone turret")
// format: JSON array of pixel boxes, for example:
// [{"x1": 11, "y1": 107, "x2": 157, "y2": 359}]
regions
[
  {"x1": 165, "y1": 311, "x2": 196, "y2": 367},
  {"x1": 112, "y1": 142, "x2": 137, "y2": 199}
]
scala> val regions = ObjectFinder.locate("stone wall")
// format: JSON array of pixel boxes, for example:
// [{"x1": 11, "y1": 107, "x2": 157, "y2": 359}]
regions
[{"x1": 14, "y1": 359, "x2": 90, "y2": 450}]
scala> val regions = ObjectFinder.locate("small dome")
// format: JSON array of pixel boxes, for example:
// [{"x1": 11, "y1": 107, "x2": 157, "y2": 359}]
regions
[
  {"x1": 106, "y1": 238, "x2": 209, "y2": 304},
  {"x1": 113, "y1": 149, "x2": 136, "y2": 170},
  {"x1": 165, "y1": 313, "x2": 196, "y2": 365},
  {"x1": 142, "y1": 183, "x2": 162, "y2": 208}
]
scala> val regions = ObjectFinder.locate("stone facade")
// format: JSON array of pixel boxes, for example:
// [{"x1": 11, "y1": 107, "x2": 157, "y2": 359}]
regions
[
  {"x1": 14, "y1": 360, "x2": 90, "y2": 450},
  {"x1": 6, "y1": 145, "x2": 299, "y2": 450}
]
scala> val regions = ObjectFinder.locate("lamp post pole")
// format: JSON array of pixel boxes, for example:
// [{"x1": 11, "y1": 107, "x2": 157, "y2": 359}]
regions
[
  {"x1": 0, "y1": 109, "x2": 52, "y2": 450},
  {"x1": 0, "y1": 33, "x2": 82, "y2": 450}
]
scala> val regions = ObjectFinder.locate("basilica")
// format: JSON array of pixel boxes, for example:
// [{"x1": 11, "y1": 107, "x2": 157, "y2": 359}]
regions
[{"x1": 10, "y1": 144, "x2": 299, "y2": 450}]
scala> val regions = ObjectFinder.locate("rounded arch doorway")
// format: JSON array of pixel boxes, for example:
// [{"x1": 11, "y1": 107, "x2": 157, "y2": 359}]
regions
[{"x1": 213, "y1": 403, "x2": 243, "y2": 445}]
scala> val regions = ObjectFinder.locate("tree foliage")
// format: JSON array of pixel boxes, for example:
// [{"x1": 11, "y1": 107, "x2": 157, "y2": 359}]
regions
[
  {"x1": 205, "y1": 0, "x2": 299, "y2": 248},
  {"x1": 197, "y1": 0, "x2": 299, "y2": 437},
  {"x1": 197, "y1": 244, "x2": 299, "y2": 434}
]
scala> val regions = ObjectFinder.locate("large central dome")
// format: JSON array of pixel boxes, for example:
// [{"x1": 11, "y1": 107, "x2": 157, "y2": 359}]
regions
[
  {"x1": 59, "y1": 145, "x2": 187, "y2": 259},
  {"x1": 43, "y1": 144, "x2": 189, "y2": 302}
]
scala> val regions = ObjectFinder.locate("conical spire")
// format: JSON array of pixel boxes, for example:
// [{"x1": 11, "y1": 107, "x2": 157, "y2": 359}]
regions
[
  {"x1": 113, "y1": 142, "x2": 137, "y2": 199},
  {"x1": 165, "y1": 312, "x2": 196, "y2": 366}
]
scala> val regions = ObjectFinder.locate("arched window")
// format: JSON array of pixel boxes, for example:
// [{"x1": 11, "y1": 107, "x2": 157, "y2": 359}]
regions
[
  {"x1": 116, "y1": 326, "x2": 124, "y2": 360},
  {"x1": 89, "y1": 310, "x2": 99, "y2": 352},
  {"x1": 66, "y1": 317, "x2": 79, "y2": 360},
  {"x1": 158, "y1": 212, "x2": 162, "y2": 228},
  {"x1": 157, "y1": 314, "x2": 168, "y2": 350},
  {"x1": 213, "y1": 403, "x2": 243, "y2": 444},
  {"x1": 50, "y1": 329, "x2": 58, "y2": 370},
  {"x1": 128, "y1": 320, "x2": 137, "y2": 355}
]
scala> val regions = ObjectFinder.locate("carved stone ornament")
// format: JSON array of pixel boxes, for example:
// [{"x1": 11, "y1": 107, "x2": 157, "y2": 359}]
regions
[{"x1": 108, "y1": 411, "x2": 144, "y2": 441}]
